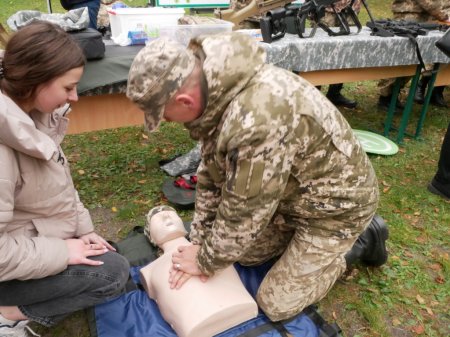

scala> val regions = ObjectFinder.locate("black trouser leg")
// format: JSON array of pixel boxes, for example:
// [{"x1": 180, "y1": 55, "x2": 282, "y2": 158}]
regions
[{"x1": 435, "y1": 122, "x2": 450, "y2": 185}]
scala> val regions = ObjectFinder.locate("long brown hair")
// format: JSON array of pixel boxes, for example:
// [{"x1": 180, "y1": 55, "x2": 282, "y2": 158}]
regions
[{"x1": 0, "y1": 21, "x2": 85, "y2": 103}]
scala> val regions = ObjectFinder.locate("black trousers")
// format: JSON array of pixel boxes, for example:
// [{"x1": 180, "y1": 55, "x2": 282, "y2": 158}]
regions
[{"x1": 435, "y1": 122, "x2": 450, "y2": 186}]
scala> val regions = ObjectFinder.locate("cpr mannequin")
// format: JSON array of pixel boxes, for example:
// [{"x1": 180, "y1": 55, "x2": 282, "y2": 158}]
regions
[{"x1": 139, "y1": 206, "x2": 258, "y2": 337}]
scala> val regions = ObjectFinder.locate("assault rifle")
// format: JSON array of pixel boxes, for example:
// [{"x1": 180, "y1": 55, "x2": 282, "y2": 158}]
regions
[{"x1": 217, "y1": 0, "x2": 362, "y2": 43}]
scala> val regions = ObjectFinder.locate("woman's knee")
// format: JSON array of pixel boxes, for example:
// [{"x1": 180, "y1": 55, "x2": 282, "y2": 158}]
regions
[{"x1": 89, "y1": 252, "x2": 130, "y2": 296}]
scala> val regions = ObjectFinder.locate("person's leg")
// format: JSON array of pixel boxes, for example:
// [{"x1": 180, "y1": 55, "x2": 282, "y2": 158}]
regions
[
  {"x1": 428, "y1": 122, "x2": 450, "y2": 199},
  {"x1": 255, "y1": 206, "x2": 387, "y2": 322},
  {"x1": 256, "y1": 227, "x2": 354, "y2": 321},
  {"x1": 238, "y1": 216, "x2": 295, "y2": 266},
  {"x1": 71, "y1": 0, "x2": 101, "y2": 29},
  {"x1": 326, "y1": 83, "x2": 357, "y2": 109},
  {"x1": 430, "y1": 86, "x2": 447, "y2": 108},
  {"x1": 377, "y1": 78, "x2": 406, "y2": 111},
  {"x1": 0, "y1": 252, "x2": 130, "y2": 327}
]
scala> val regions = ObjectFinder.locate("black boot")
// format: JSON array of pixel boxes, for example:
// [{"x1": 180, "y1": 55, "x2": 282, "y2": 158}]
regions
[
  {"x1": 326, "y1": 83, "x2": 357, "y2": 109},
  {"x1": 378, "y1": 94, "x2": 404, "y2": 113},
  {"x1": 430, "y1": 86, "x2": 447, "y2": 108},
  {"x1": 414, "y1": 76, "x2": 430, "y2": 104},
  {"x1": 345, "y1": 214, "x2": 389, "y2": 267}
]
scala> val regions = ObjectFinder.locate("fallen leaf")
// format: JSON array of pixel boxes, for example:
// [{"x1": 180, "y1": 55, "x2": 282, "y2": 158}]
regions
[
  {"x1": 138, "y1": 180, "x2": 147, "y2": 184},
  {"x1": 429, "y1": 263, "x2": 442, "y2": 271},
  {"x1": 383, "y1": 187, "x2": 391, "y2": 193},
  {"x1": 332, "y1": 311, "x2": 337, "y2": 320},
  {"x1": 111, "y1": 206, "x2": 118, "y2": 213},
  {"x1": 413, "y1": 211, "x2": 421, "y2": 216},
  {"x1": 412, "y1": 325, "x2": 425, "y2": 334},
  {"x1": 142, "y1": 133, "x2": 149, "y2": 139},
  {"x1": 392, "y1": 318, "x2": 401, "y2": 326},
  {"x1": 416, "y1": 294, "x2": 425, "y2": 304},
  {"x1": 435, "y1": 275, "x2": 445, "y2": 284},
  {"x1": 78, "y1": 169, "x2": 85, "y2": 175},
  {"x1": 424, "y1": 307, "x2": 434, "y2": 315}
]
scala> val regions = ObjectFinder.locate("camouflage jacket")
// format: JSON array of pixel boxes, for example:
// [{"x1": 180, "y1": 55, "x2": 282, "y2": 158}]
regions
[
  {"x1": 185, "y1": 33, "x2": 379, "y2": 276},
  {"x1": 325, "y1": 0, "x2": 361, "y2": 14},
  {"x1": 392, "y1": 0, "x2": 449, "y2": 22}
]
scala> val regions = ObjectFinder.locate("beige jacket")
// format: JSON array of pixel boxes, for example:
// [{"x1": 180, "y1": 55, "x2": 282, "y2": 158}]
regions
[{"x1": 0, "y1": 91, "x2": 94, "y2": 282}]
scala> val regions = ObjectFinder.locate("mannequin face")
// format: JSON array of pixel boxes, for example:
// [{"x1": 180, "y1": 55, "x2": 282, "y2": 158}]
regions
[{"x1": 149, "y1": 210, "x2": 187, "y2": 246}]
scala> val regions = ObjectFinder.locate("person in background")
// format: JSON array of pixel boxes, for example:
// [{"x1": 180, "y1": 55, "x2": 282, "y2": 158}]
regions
[
  {"x1": 60, "y1": 0, "x2": 101, "y2": 29},
  {"x1": 377, "y1": 0, "x2": 449, "y2": 111},
  {"x1": 126, "y1": 33, "x2": 388, "y2": 322},
  {"x1": 428, "y1": 122, "x2": 450, "y2": 200},
  {"x1": 319, "y1": 0, "x2": 362, "y2": 109},
  {"x1": 0, "y1": 21, "x2": 130, "y2": 336}
]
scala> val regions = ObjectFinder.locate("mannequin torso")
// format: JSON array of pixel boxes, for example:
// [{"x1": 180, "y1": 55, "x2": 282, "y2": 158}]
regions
[{"x1": 139, "y1": 207, "x2": 258, "y2": 337}]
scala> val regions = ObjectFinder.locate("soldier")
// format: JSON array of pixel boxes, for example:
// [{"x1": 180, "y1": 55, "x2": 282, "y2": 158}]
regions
[
  {"x1": 377, "y1": 0, "x2": 449, "y2": 110},
  {"x1": 127, "y1": 33, "x2": 388, "y2": 321}
]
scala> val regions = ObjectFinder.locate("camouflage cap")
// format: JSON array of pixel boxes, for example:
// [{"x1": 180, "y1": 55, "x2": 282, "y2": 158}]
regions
[{"x1": 126, "y1": 37, "x2": 196, "y2": 131}]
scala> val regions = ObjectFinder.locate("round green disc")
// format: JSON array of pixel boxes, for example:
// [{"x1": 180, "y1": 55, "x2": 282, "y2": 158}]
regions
[{"x1": 352, "y1": 129, "x2": 399, "y2": 155}]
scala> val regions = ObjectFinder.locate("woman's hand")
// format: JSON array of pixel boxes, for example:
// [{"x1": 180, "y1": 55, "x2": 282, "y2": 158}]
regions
[
  {"x1": 65, "y1": 238, "x2": 108, "y2": 266},
  {"x1": 169, "y1": 244, "x2": 209, "y2": 289},
  {"x1": 79, "y1": 231, "x2": 116, "y2": 252}
]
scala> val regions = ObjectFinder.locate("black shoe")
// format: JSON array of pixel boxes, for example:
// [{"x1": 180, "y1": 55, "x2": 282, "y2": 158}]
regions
[
  {"x1": 378, "y1": 95, "x2": 404, "y2": 113},
  {"x1": 345, "y1": 214, "x2": 389, "y2": 268},
  {"x1": 430, "y1": 86, "x2": 448, "y2": 108},
  {"x1": 427, "y1": 178, "x2": 450, "y2": 200},
  {"x1": 414, "y1": 77, "x2": 430, "y2": 104},
  {"x1": 327, "y1": 93, "x2": 358, "y2": 109}
]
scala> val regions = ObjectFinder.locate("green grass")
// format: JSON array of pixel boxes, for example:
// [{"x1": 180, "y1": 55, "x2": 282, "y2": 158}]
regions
[{"x1": 1, "y1": 1, "x2": 449, "y2": 337}]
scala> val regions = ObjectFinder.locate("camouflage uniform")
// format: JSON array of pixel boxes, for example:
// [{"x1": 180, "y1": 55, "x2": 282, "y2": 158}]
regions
[
  {"x1": 127, "y1": 33, "x2": 379, "y2": 322},
  {"x1": 322, "y1": 0, "x2": 362, "y2": 27},
  {"x1": 378, "y1": 0, "x2": 449, "y2": 97}
]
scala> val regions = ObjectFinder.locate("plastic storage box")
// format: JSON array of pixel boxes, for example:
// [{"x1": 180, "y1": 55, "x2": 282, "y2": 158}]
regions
[
  {"x1": 158, "y1": 20, "x2": 234, "y2": 46},
  {"x1": 107, "y1": 7, "x2": 185, "y2": 42}
]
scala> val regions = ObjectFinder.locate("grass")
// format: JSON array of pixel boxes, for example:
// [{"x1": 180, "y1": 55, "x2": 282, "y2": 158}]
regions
[{"x1": 1, "y1": 1, "x2": 449, "y2": 337}]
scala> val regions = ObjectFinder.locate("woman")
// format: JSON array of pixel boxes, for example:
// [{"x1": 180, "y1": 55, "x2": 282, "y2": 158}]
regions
[{"x1": 0, "y1": 22, "x2": 129, "y2": 336}]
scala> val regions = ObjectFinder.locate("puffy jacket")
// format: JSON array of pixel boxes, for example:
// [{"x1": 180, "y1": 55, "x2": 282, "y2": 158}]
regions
[
  {"x1": 392, "y1": 0, "x2": 449, "y2": 21},
  {"x1": 0, "y1": 91, "x2": 94, "y2": 281},
  {"x1": 185, "y1": 33, "x2": 379, "y2": 276}
]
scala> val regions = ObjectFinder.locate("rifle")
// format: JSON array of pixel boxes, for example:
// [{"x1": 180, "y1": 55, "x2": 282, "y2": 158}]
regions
[{"x1": 217, "y1": 0, "x2": 362, "y2": 43}]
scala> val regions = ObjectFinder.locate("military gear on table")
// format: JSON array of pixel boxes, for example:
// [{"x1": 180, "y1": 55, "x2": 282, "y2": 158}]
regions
[{"x1": 126, "y1": 38, "x2": 196, "y2": 132}]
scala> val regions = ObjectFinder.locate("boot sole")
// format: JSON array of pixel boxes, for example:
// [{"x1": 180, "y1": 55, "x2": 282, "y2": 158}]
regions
[
  {"x1": 363, "y1": 214, "x2": 389, "y2": 267},
  {"x1": 427, "y1": 183, "x2": 450, "y2": 200}
]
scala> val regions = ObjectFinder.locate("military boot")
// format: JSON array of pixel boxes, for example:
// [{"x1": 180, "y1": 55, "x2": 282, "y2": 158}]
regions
[
  {"x1": 326, "y1": 83, "x2": 357, "y2": 109},
  {"x1": 344, "y1": 214, "x2": 389, "y2": 268},
  {"x1": 430, "y1": 86, "x2": 448, "y2": 108},
  {"x1": 414, "y1": 76, "x2": 430, "y2": 104}
]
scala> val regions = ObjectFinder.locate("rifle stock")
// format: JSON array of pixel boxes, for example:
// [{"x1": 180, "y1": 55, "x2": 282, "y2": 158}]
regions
[{"x1": 217, "y1": 0, "x2": 295, "y2": 28}]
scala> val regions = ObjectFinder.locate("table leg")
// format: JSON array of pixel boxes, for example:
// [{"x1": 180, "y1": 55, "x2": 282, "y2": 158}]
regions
[
  {"x1": 383, "y1": 78, "x2": 402, "y2": 138},
  {"x1": 396, "y1": 65, "x2": 422, "y2": 144},
  {"x1": 415, "y1": 63, "x2": 440, "y2": 139}
]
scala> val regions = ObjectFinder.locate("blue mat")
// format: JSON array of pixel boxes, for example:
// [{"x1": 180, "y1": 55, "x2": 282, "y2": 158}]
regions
[{"x1": 93, "y1": 261, "x2": 321, "y2": 337}]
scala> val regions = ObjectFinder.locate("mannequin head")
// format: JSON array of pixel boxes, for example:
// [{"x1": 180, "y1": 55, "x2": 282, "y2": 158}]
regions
[{"x1": 145, "y1": 206, "x2": 187, "y2": 247}]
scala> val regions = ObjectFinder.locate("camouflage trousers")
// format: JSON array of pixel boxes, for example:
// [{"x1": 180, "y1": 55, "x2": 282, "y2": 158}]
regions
[{"x1": 237, "y1": 216, "x2": 370, "y2": 321}]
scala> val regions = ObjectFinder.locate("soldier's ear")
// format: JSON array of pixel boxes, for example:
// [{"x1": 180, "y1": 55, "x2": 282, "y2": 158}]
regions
[{"x1": 175, "y1": 94, "x2": 195, "y2": 109}]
